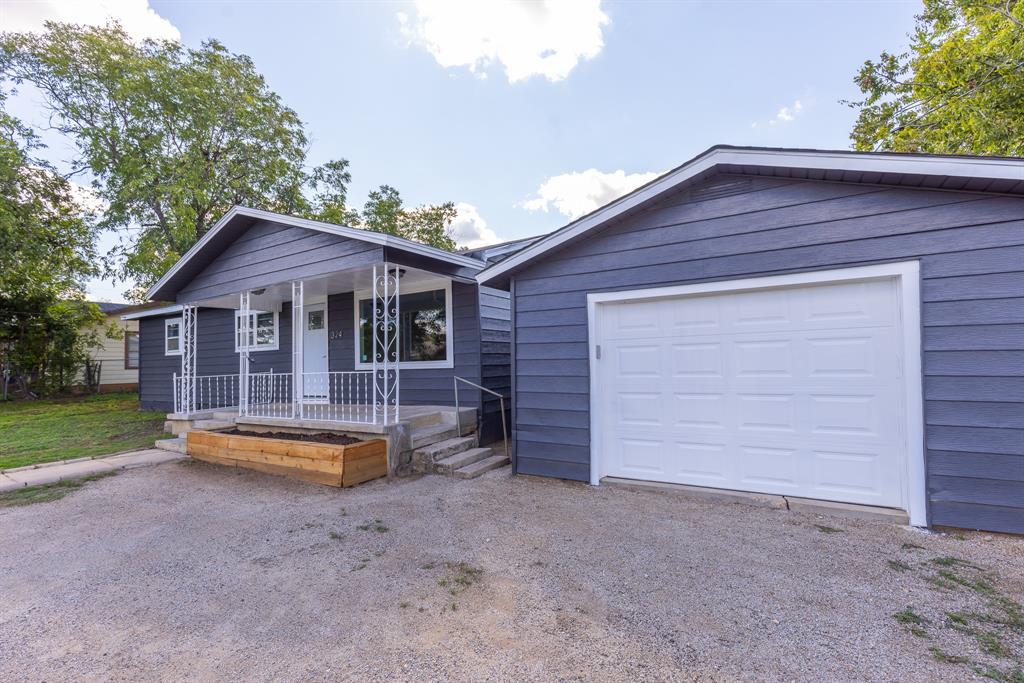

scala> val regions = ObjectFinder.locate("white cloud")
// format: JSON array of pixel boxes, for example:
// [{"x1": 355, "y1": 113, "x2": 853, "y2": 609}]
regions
[
  {"x1": 1, "y1": 0, "x2": 181, "y2": 42},
  {"x1": 398, "y1": 0, "x2": 609, "y2": 83},
  {"x1": 522, "y1": 168, "x2": 662, "y2": 219},
  {"x1": 450, "y1": 202, "x2": 500, "y2": 248},
  {"x1": 752, "y1": 99, "x2": 804, "y2": 128}
]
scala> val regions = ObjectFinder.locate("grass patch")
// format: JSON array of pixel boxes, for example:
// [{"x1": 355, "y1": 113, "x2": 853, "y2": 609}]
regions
[
  {"x1": 930, "y1": 647, "x2": 970, "y2": 664},
  {"x1": 814, "y1": 524, "x2": 843, "y2": 534},
  {"x1": 932, "y1": 556, "x2": 978, "y2": 569},
  {"x1": 894, "y1": 607, "x2": 928, "y2": 626},
  {"x1": 356, "y1": 518, "x2": 389, "y2": 533},
  {"x1": 0, "y1": 393, "x2": 169, "y2": 469},
  {"x1": 0, "y1": 471, "x2": 119, "y2": 507}
]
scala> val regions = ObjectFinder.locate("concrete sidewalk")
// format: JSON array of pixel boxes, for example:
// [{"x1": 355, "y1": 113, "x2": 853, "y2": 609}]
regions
[{"x1": 0, "y1": 449, "x2": 184, "y2": 493}]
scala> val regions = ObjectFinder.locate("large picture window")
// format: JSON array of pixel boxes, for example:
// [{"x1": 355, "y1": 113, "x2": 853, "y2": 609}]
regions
[
  {"x1": 355, "y1": 283, "x2": 452, "y2": 368},
  {"x1": 235, "y1": 310, "x2": 279, "y2": 352}
]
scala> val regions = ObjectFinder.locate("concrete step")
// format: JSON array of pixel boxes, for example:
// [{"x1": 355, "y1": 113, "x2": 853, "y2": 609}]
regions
[
  {"x1": 405, "y1": 410, "x2": 444, "y2": 430},
  {"x1": 435, "y1": 447, "x2": 492, "y2": 474},
  {"x1": 453, "y1": 454, "x2": 511, "y2": 479},
  {"x1": 154, "y1": 437, "x2": 187, "y2": 454},
  {"x1": 212, "y1": 410, "x2": 239, "y2": 421},
  {"x1": 191, "y1": 419, "x2": 235, "y2": 431},
  {"x1": 410, "y1": 421, "x2": 476, "y2": 450},
  {"x1": 414, "y1": 436, "x2": 477, "y2": 461},
  {"x1": 438, "y1": 406, "x2": 479, "y2": 426}
]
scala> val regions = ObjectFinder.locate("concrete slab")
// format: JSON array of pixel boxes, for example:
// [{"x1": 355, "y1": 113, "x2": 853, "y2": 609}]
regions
[
  {"x1": 0, "y1": 450, "x2": 184, "y2": 492},
  {"x1": 601, "y1": 477, "x2": 788, "y2": 510},
  {"x1": 785, "y1": 497, "x2": 910, "y2": 524}
]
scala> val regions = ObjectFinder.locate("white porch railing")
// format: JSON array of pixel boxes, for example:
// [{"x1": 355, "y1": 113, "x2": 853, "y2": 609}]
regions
[
  {"x1": 245, "y1": 370, "x2": 294, "y2": 419},
  {"x1": 300, "y1": 371, "x2": 375, "y2": 423},
  {"x1": 173, "y1": 373, "x2": 239, "y2": 415}
]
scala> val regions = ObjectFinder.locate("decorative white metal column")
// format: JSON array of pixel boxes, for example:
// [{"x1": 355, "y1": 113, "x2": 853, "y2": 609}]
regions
[
  {"x1": 238, "y1": 290, "x2": 251, "y2": 417},
  {"x1": 372, "y1": 264, "x2": 400, "y2": 424},
  {"x1": 291, "y1": 280, "x2": 304, "y2": 419},
  {"x1": 180, "y1": 304, "x2": 197, "y2": 415}
]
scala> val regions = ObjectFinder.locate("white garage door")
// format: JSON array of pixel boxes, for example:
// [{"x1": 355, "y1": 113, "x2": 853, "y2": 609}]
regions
[{"x1": 594, "y1": 276, "x2": 908, "y2": 508}]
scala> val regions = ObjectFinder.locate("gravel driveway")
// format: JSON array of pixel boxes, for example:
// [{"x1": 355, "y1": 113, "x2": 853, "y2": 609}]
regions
[{"x1": 1, "y1": 460, "x2": 1021, "y2": 682}]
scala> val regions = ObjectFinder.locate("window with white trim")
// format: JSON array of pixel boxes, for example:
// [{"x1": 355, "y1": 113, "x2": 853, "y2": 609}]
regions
[
  {"x1": 165, "y1": 318, "x2": 181, "y2": 356},
  {"x1": 354, "y1": 282, "x2": 452, "y2": 368},
  {"x1": 235, "y1": 310, "x2": 279, "y2": 352}
]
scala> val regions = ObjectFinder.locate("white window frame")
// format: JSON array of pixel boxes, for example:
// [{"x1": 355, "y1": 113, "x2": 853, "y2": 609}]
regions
[
  {"x1": 234, "y1": 310, "x2": 280, "y2": 353},
  {"x1": 585, "y1": 260, "x2": 927, "y2": 528},
  {"x1": 353, "y1": 278, "x2": 454, "y2": 370},
  {"x1": 164, "y1": 317, "x2": 182, "y2": 356}
]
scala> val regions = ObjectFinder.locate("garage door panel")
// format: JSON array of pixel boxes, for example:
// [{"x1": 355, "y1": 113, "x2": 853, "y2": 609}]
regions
[{"x1": 597, "y1": 276, "x2": 908, "y2": 509}]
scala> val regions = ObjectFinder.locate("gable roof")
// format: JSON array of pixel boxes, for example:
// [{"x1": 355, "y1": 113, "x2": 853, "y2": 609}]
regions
[
  {"x1": 477, "y1": 145, "x2": 1024, "y2": 286},
  {"x1": 147, "y1": 206, "x2": 487, "y2": 301}
]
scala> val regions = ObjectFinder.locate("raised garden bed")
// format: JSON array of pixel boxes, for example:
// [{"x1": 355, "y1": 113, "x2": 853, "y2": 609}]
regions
[{"x1": 186, "y1": 429, "x2": 386, "y2": 488}]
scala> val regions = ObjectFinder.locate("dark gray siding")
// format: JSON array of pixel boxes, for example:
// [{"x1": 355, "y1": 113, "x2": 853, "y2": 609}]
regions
[
  {"x1": 178, "y1": 220, "x2": 383, "y2": 302},
  {"x1": 139, "y1": 314, "x2": 180, "y2": 411},
  {"x1": 138, "y1": 305, "x2": 293, "y2": 412},
  {"x1": 509, "y1": 174, "x2": 1024, "y2": 534},
  {"x1": 479, "y1": 287, "x2": 512, "y2": 444}
]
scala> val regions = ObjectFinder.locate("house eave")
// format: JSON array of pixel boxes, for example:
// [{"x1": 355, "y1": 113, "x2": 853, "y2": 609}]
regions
[
  {"x1": 146, "y1": 206, "x2": 487, "y2": 302},
  {"x1": 476, "y1": 145, "x2": 1024, "y2": 286}
]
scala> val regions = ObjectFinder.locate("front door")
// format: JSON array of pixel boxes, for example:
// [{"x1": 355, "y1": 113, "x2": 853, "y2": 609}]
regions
[{"x1": 303, "y1": 303, "x2": 328, "y2": 400}]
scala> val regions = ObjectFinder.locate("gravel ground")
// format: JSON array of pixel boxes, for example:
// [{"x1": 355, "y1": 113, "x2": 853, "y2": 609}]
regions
[{"x1": 1, "y1": 461, "x2": 1021, "y2": 682}]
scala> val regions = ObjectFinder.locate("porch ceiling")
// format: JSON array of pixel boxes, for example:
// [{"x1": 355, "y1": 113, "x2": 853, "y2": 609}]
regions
[{"x1": 192, "y1": 265, "x2": 453, "y2": 309}]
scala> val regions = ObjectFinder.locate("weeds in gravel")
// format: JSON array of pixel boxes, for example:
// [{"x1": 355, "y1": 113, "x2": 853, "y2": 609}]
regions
[
  {"x1": 930, "y1": 647, "x2": 969, "y2": 664},
  {"x1": 356, "y1": 519, "x2": 389, "y2": 533},
  {"x1": 902, "y1": 542, "x2": 926, "y2": 551},
  {"x1": 328, "y1": 531, "x2": 343, "y2": 541},
  {"x1": 814, "y1": 524, "x2": 843, "y2": 534},
  {"x1": 891, "y1": 554, "x2": 1023, "y2": 680},
  {"x1": 0, "y1": 471, "x2": 119, "y2": 508},
  {"x1": 895, "y1": 607, "x2": 928, "y2": 626},
  {"x1": 888, "y1": 559, "x2": 912, "y2": 572}
]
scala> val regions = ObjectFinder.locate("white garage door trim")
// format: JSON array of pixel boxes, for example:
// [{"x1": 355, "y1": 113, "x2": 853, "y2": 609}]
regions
[{"x1": 587, "y1": 261, "x2": 927, "y2": 527}]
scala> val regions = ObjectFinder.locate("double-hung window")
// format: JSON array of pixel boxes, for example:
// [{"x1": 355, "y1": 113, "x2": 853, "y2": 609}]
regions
[
  {"x1": 235, "y1": 310, "x2": 279, "y2": 352},
  {"x1": 354, "y1": 282, "x2": 452, "y2": 368},
  {"x1": 165, "y1": 319, "x2": 181, "y2": 355},
  {"x1": 125, "y1": 331, "x2": 140, "y2": 368}
]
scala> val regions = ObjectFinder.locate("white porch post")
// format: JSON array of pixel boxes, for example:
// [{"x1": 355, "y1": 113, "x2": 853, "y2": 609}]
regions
[
  {"x1": 291, "y1": 280, "x2": 304, "y2": 419},
  {"x1": 238, "y1": 291, "x2": 251, "y2": 417},
  {"x1": 372, "y1": 263, "x2": 400, "y2": 424},
  {"x1": 180, "y1": 304, "x2": 197, "y2": 415}
]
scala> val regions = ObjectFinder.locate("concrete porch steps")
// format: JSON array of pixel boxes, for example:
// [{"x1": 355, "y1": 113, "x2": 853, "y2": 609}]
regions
[
  {"x1": 410, "y1": 421, "x2": 476, "y2": 450},
  {"x1": 434, "y1": 447, "x2": 492, "y2": 473},
  {"x1": 453, "y1": 453, "x2": 511, "y2": 479}
]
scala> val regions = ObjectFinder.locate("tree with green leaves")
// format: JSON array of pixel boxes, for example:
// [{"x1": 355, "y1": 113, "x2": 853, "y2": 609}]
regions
[
  {"x1": 0, "y1": 22, "x2": 350, "y2": 294},
  {"x1": 361, "y1": 185, "x2": 458, "y2": 252},
  {"x1": 0, "y1": 89, "x2": 104, "y2": 397},
  {"x1": 847, "y1": 0, "x2": 1024, "y2": 154},
  {"x1": 1, "y1": 22, "x2": 462, "y2": 299}
]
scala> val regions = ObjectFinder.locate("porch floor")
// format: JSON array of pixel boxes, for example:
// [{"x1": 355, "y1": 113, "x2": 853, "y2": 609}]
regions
[{"x1": 235, "y1": 404, "x2": 474, "y2": 434}]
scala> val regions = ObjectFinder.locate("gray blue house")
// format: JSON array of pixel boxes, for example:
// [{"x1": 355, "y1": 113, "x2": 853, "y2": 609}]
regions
[
  {"x1": 131, "y1": 146, "x2": 1024, "y2": 535},
  {"x1": 478, "y1": 146, "x2": 1024, "y2": 535}
]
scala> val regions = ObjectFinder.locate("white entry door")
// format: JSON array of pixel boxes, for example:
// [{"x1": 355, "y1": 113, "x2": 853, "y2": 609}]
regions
[
  {"x1": 593, "y1": 275, "x2": 910, "y2": 509},
  {"x1": 303, "y1": 303, "x2": 328, "y2": 399}
]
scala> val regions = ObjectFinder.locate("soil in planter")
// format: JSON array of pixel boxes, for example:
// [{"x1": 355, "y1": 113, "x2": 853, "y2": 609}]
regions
[{"x1": 221, "y1": 429, "x2": 361, "y2": 446}]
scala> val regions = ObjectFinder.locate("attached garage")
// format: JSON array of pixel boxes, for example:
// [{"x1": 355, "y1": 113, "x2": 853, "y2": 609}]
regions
[
  {"x1": 478, "y1": 146, "x2": 1024, "y2": 535},
  {"x1": 589, "y1": 263, "x2": 925, "y2": 524}
]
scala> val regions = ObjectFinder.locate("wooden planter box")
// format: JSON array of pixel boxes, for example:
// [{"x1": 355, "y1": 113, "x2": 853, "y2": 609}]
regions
[{"x1": 186, "y1": 430, "x2": 387, "y2": 488}]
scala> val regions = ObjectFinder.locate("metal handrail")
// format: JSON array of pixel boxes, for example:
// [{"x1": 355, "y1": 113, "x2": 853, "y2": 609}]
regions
[{"x1": 453, "y1": 376, "x2": 510, "y2": 462}]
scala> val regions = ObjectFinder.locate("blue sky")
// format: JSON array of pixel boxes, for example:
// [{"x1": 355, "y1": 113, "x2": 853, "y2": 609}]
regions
[{"x1": 4, "y1": 0, "x2": 921, "y2": 300}]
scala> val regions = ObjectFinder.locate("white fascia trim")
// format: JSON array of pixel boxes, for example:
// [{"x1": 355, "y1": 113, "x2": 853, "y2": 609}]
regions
[
  {"x1": 478, "y1": 147, "x2": 1024, "y2": 285},
  {"x1": 585, "y1": 260, "x2": 928, "y2": 527},
  {"x1": 121, "y1": 304, "x2": 183, "y2": 320},
  {"x1": 146, "y1": 206, "x2": 486, "y2": 300}
]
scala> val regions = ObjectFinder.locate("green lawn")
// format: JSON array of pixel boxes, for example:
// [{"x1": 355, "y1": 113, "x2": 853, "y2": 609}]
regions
[{"x1": 0, "y1": 392, "x2": 170, "y2": 470}]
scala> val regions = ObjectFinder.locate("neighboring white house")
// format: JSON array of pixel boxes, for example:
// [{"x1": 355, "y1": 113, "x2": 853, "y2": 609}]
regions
[{"x1": 82, "y1": 302, "x2": 165, "y2": 392}]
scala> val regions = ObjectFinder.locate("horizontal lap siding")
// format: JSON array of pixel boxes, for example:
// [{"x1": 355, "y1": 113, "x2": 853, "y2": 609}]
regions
[
  {"x1": 178, "y1": 221, "x2": 383, "y2": 302},
  {"x1": 479, "y1": 287, "x2": 511, "y2": 444},
  {"x1": 510, "y1": 174, "x2": 1024, "y2": 533},
  {"x1": 137, "y1": 306, "x2": 292, "y2": 412}
]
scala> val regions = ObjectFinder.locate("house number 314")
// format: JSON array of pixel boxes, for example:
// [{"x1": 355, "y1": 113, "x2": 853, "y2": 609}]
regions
[{"x1": 329, "y1": 330, "x2": 343, "y2": 340}]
